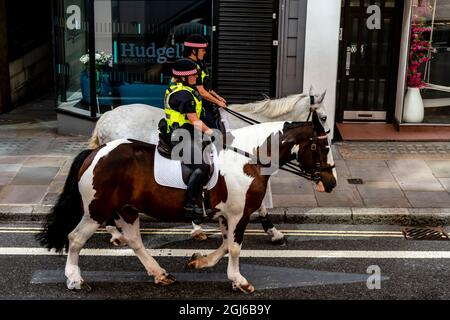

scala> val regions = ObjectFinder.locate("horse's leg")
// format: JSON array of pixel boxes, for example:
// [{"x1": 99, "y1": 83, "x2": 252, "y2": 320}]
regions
[
  {"x1": 105, "y1": 214, "x2": 127, "y2": 246},
  {"x1": 258, "y1": 205, "x2": 285, "y2": 244},
  {"x1": 116, "y1": 213, "x2": 176, "y2": 286},
  {"x1": 226, "y1": 215, "x2": 254, "y2": 294},
  {"x1": 191, "y1": 221, "x2": 208, "y2": 241},
  {"x1": 65, "y1": 215, "x2": 100, "y2": 291},
  {"x1": 186, "y1": 216, "x2": 229, "y2": 269}
]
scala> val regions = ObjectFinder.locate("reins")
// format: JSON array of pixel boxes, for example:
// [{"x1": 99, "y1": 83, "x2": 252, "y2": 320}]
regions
[{"x1": 224, "y1": 108, "x2": 261, "y2": 125}]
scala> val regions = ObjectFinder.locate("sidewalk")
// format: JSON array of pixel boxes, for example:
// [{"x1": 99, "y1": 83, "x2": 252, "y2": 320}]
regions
[{"x1": 1, "y1": 94, "x2": 450, "y2": 225}]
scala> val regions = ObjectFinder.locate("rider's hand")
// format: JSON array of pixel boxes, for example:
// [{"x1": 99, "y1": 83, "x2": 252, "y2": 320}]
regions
[{"x1": 217, "y1": 100, "x2": 227, "y2": 108}]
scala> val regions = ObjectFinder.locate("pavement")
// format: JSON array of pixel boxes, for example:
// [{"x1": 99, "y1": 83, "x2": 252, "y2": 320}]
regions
[{"x1": 1, "y1": 93, "x2": 450, "y2": 225}]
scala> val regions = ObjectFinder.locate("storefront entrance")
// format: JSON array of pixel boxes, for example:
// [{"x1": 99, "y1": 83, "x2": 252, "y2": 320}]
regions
[{"x1": 337, "y1": 0, "x2": 404, "y2": 122}]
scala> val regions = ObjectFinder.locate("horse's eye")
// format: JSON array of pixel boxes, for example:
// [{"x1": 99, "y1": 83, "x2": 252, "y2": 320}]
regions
[{"x1": 320, "y1": 116, "x2": 327, "y2": 121}]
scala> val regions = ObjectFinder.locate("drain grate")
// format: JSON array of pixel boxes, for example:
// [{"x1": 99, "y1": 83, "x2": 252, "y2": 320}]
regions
[
  {"x1": 347, "y1": 178, "x2": 364, "y2": 185},
  {"x1": 401, "y1": 227, "x2": 449, "y2": 241}
]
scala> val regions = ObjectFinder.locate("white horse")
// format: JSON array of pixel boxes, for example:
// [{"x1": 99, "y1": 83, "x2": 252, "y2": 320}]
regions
[{"x1": 88, "y1": 87, "x2": 334, "y2": 243}]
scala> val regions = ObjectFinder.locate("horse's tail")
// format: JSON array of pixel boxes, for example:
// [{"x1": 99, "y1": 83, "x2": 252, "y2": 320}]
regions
[
  {"x1": 36, "y1": 149, "x2": 94, "y2": 253},
  {"x1": 88, "y1": 120, "x2": 101, "y2": 149}
]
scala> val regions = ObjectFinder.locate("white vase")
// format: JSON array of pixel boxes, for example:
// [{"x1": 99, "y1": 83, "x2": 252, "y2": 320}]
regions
[{"x1": 403, "y1": 87, "x2": 424, "y2": 123}]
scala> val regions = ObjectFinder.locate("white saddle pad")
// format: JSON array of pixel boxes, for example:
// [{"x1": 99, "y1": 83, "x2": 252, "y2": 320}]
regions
[{"x1": 154, "y1": 145, "x2": 219, "y2": 190}]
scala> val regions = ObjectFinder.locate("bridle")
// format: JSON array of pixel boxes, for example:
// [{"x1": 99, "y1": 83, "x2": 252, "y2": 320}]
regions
[
  {"x1": 223, "y1": 96, "x2": 335, "y2": 182},
  {"x1": 292, "y1": 131, "x2": 335, "y2": 182}
]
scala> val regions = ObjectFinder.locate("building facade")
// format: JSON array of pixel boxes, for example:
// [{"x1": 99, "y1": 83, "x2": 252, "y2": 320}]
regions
[
  {"x1": 0, "y1": 0, "x2": 53, "y2": 114},
  {"x1": 52, "y1": 0, "x2": 450, "y2": 138}
]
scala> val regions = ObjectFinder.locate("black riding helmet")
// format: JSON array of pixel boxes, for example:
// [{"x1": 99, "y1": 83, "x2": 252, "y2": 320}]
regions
[
  {"x1": 172, "y1": 58, "x2": 198, "y2": 85},
  {"x1": 183, "y1": 34, "x2": 209, "y2": 60}
]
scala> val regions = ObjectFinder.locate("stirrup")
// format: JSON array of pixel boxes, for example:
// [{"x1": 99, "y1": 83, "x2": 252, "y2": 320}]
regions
[{"x1": 184, "y1": 205, "x2": 204, "y2": 221}]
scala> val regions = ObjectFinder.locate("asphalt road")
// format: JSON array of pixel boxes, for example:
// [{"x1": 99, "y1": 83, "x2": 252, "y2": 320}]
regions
[{"x1": 0, "y1": 222, "x2": 450, "y2": 301}]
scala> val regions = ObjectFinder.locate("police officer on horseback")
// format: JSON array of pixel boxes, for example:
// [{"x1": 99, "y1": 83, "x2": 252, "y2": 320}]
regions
[
  {"x1": 183, "y1": 34, "x2": 228, "y2": 132},
  {"x1": 161, "y1": 58, "x2": 214, "y2": 222}
]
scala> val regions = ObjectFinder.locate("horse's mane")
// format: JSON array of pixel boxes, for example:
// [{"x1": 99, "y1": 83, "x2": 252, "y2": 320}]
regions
[{"x1": 228, "y1": 93, "x2": 308, "y2": 118}]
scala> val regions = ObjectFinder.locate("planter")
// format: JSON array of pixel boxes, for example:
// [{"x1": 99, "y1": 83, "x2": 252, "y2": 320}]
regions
[
  {"x1": 80, "y1": 69, "x2": 114, "y2": 106},
  {"x1": 402, "y1": 87, "x2": 424, "y2": 123}
]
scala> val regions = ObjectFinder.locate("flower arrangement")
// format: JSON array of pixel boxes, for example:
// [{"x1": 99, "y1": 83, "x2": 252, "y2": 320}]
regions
[
  {"x1": 80, "y1": 51, "x2": 113, "y2": 71},
  {"x1": 407, "y1": 0, "x2": 434, "y2": 88}
]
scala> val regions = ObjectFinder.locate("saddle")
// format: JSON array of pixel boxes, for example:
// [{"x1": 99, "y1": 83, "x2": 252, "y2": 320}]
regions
[{"x1": 157, "y1": 133, "x2": 214, "y2": 185}]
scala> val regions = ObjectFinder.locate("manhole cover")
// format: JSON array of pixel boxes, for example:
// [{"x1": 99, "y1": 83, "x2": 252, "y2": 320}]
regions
[
  {"x1": 401, "y1": 227, "x2": 449, "y2": 241},
  {"x1": 347, "y1": 178, "x2": 364, "y2": 185}
]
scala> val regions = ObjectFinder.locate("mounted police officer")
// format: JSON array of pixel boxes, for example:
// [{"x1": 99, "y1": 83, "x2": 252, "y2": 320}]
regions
[
  {"x1": 161, "y1": 58, "x2": 214, "y2": 222},
  {"x1": 183, "y1": 34, "x2": 228, "y2": 132}
]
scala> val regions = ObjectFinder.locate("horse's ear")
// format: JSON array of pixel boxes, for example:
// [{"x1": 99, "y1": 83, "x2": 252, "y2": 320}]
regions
[
  {"x1": 308, "y1": 85, "x2": 314, "y2": 96},
  {"x1": 316, "y1": 90, "x2": 327, "y2": 104}
]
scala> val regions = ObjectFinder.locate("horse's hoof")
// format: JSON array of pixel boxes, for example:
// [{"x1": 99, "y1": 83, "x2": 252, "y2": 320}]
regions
[
  {"x1": 192, "y1": 230, "x2": 208, "y2": 241},
  {"x1": 271, "y1": 236, "x2": 287, "y2": 246},
  {"x1": 111, "y1": 238, "x2": 127, "y2": 247},
  {"x1": 185, "y1": 252, "x2": 206, "y2": 270},
  {"x1": 268, "y1": 229, "x2": 286, "y2": 245},
  {"x1": 67, "y1": 280, "x2": 92, "y2": 293},
  {"x1": 155, "y1": 273, "x2": 177, "y2": 286},
  {"x1": 232, "y1": 282, "x2": 255, "y2": 294}
]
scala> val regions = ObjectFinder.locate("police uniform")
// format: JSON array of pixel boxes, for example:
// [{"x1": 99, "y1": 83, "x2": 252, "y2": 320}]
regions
[
  {"x1": 162, "y1": 59, "x2": 212, "y2": 220},
  {"x1": 183, "y1": 34, "x2": 224, "y2": 132}
]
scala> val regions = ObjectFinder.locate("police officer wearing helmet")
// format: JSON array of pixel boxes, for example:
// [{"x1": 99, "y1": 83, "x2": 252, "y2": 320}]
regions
[
  {"x1": 183, "y1": 34, "x2": 228, "y2": 131},
  {"x1": 162, "y1": 58, "x2": 213, "y2": 222}
]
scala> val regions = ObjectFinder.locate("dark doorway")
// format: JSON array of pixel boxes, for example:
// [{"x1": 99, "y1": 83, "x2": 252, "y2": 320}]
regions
[{"x1": 336, "y1": 0, "x2": 404, "y2": 122}]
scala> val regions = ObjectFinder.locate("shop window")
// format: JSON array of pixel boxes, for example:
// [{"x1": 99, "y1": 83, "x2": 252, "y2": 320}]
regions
[
  {"x1": 404, "y1": 0, "x2": 450, "y2": 124},
  {"x1": 54, "y1": 0, "x2": 212, "y2": 116}
]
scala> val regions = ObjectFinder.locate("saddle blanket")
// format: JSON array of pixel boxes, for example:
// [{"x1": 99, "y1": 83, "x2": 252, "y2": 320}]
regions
[{"x1": 154, "y1": 145, "x2": 220, "y2": 190}]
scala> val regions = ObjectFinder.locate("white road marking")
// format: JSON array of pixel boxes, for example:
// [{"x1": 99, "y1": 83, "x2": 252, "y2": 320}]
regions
[
  {"x1": 0, "y1": 227, "x2": 404, "y2": 238},
  {"x1": 2, "y1": 247, "x2": 450, "y2": 259}
]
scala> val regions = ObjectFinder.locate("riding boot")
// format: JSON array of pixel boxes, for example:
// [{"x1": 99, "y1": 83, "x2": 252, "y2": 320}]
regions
[{"x1": 184, "y1": 168, "x2": 208, "y2": 222}]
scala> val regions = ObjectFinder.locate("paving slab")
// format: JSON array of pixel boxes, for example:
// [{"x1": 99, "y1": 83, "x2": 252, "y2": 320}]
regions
[
  {"x1": 0, "y1": 185, "x2": 48, "y2": 204},
  {"x1": 347, "y1": 160, "x2": 397, "y2": 182},
  {"x1": 388, "y1": 160, "x2": 444, "y2": 192},
  {"x1": 0, "y1": 172, "x2": 17, "y2": 186},
  {"x1": 438, "y1": 178, "x2": 450, "y2": 193},
  {"x1": 425, "y1": 160, "x2": 450, "y2": 178},
  {"x1": 404, "y1": 191, "x2": 450, "y2": 208},
  {"x1": 270, "y1": 176, "x2": 315, "y2": 195},
  {"x1": 362, "y1": 197, "x2": 411, "y2": 208},
  {"x1": 23, "y1": 156, "x2": 69, "y2": 167},
  {"x1": 272, "y1": 194, "x2": 317, "y2": 207},
  {"x1": 356, "y1": 181, "x2": 405, "y2": 198},
  {"x1": 9, "y1": 167, "x2": 59, "y2": 185},
  {"x1": 0, "y1": 156, "x2": 29, "y2": 164},
  {"x1": 314, "y1": 187, "x2": 364, "y2": 207}
]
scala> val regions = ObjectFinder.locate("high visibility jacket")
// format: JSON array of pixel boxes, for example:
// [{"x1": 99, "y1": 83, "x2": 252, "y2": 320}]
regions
[
  {"x1": 164, "y1": 83, "x2": 203, "y2": 131},
  {"x1": 197, "y1": 65, "x2": 210, "y2": 91}
]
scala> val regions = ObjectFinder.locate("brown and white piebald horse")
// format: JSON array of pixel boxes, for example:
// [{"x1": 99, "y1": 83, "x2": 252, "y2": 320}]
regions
[{"x1": 37, "y1": 113, "x2": 336, "y2": 294}]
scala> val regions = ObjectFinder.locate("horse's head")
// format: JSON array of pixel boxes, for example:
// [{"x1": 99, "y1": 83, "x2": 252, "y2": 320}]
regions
[
  {"x1": 307, "y1": 85, "x2": 329, "y2": 133},
  {"x1": 281, "y1": 113, "x2": 337, "y2": 193}
]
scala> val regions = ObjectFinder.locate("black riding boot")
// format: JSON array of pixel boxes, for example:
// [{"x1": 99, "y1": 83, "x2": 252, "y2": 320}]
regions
[{"x1": 184, "y1": 168, "x2": 208, "y2": 221}]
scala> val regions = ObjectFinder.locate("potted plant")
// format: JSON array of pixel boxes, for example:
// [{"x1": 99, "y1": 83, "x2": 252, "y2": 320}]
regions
[
  {"x1": 403, "y1": 0, "x2": 434, "y2": 123},
  {"x1": 80, "y1": 51, "x2": 114, "y2": 106}
]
